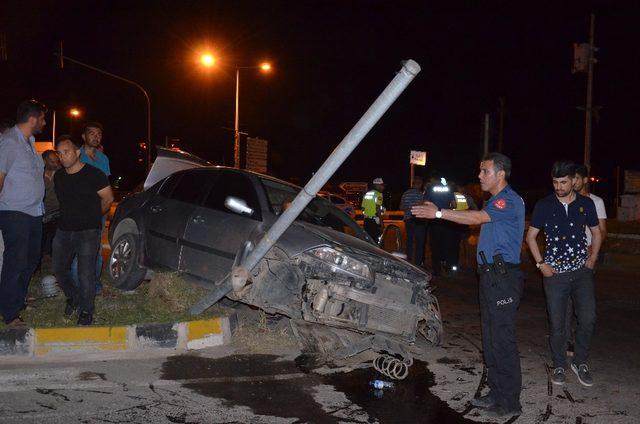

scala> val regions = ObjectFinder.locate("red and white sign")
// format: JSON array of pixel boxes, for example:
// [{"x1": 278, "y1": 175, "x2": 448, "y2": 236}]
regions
[{"x1": 410, "y1": 150, "x2": 427, "y2": 166}]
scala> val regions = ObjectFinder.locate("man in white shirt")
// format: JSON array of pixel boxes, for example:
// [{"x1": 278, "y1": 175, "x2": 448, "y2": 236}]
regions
[
  {"x1": 574, "y1": 164, "x2": 607, "y2": 247},
  {"x1": 565, "y1": 164, "x2": 607, "y2": 362}
]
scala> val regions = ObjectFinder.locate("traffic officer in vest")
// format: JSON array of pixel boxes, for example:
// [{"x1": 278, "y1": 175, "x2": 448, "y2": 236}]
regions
[
  {"x1": 412, "y1": 152, "x2": 525, "y2": 418},
  {"x1": 362, "y1": 178, "x2": 385, "y2": 242}
]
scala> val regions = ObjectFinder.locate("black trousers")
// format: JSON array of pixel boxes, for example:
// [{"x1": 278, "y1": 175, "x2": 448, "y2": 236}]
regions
[
  {"x1": 543, "y1": 267, "x2": 596, "y2": 368},
  {"x1": 41, "y1": 218, "x2": 58, "y2": 256},
  {"x1": 363, "y1": 217, "x2": 381, "y2": 242},
  {"x1": 478, "y1": 266, "x2": 524, "y2": 411},
  {"x1": 53, "y1": 229, "x2": 101, "y2": 314},
  {"x1": 429, "y1": 221, "x2": 458, "y2": 275}
]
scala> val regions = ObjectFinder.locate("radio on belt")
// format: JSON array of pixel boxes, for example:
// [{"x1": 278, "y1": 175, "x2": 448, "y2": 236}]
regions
[{"x1": 493, "y1": 254, "x2": 507, "y2": 275}]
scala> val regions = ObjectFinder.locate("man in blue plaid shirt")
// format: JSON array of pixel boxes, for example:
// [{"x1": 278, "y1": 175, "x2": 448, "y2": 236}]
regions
[{"x1": 400, "y1": 177, "x2": 426, "y2": 265}]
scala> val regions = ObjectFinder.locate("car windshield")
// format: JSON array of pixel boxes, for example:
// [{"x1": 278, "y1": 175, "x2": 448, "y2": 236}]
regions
[{"x1": 260, "y1": 178, "x2": 373, "y2": 243}]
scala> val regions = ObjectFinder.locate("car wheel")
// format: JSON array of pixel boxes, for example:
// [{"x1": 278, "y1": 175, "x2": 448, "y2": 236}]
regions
[{"x1": 108, "y1": 233, "x2": 147, "y2": 290}]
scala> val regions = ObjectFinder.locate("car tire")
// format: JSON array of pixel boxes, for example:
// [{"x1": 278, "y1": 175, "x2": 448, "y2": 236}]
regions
[{"x1": 108, "y1": 233, "x2": 147, "y2": 290}]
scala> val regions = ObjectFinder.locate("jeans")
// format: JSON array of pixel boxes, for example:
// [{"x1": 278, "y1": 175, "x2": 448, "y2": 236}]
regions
[
  {"x1": 71, "y1": 215, "x2": 105, "y2": 290},
  {"x1": 405, "y1": 218, "x2": 427, "y2": 265},
  {"x1": 479, "y1": 266, "x2": 524, "y2": 411},
  {"x1": 0, "y1": 211, "x2": 42, "y2": 323},
  {"x1": 53, "y1": 229, "x2": 101, "y2": 314},
  {"x1": 543, "y1": 267, "x2": 596, "y2": 368}
]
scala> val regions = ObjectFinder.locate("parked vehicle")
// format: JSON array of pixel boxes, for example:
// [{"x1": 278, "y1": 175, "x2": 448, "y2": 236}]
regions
[
  {"x1": 108, "y1": 148, "x2": 442, "y2": 376},
  {"x1": 318, "y1": 191, "x2": 356, "y2": 217}
]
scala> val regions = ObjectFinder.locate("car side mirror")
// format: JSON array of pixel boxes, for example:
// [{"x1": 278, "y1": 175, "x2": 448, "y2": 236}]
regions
[{"x1": 224, "y1": 196, "x2": 254, "y2": 216}]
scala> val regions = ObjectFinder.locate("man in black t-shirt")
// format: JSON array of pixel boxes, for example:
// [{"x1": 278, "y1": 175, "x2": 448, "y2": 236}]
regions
[{"x1": 53, "y1": 138, "x2": 113, "y2": 325}]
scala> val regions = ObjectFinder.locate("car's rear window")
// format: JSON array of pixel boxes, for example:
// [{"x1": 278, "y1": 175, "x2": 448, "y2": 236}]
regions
[{"x1": 260, "y1": 178, "x2": 372, "y2": 243}]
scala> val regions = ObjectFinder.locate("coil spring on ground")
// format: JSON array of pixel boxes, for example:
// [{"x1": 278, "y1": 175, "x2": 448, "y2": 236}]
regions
[{"x1": 373, "y1": 354, "x2": 410, "y2": 380}]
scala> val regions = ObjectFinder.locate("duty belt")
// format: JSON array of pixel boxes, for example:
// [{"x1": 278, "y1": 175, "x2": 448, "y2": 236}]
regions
[{"x1": 477, "y1": 262, "x2": 520, "y2": 274}]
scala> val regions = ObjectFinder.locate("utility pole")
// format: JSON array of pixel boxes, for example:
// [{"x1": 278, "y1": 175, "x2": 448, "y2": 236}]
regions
[
  {"x1": 583, "y1": 13, "x2": 596, "y2": 171},
  {"x1": 52, "y1": 111, "x2": 56, "y2": 144},
  {"x1": 483, "y1": 113, "x2": 490, "y2": 154},
  {"x1": 497, "y1": 97, "x2": 505, "y2": 152},
  {"x1": 615, "y1": 165, "x2": 621, "y2": 218},
  {"x1": 0, "y1": 32, "x2": 7, "y2": 61},
  {"x1": 234, "y1": 68, "x2": 240, "y2": 168}
]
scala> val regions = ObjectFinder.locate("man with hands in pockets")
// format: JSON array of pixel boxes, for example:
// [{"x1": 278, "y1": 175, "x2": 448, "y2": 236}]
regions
[{"x1": 526, "y1": 160, "x2": 601, "y2": 387}]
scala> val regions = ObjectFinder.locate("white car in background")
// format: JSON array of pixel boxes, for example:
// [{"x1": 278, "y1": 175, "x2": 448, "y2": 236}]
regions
[{"x1": 318, "y1": 192, "x2": 355, "y2": 217}]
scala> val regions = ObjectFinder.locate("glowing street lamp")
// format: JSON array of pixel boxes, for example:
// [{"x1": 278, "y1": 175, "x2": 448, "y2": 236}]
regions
[
  {"x1": 260, "y1": 62, "x2": 272, "y2": 72},
  {"x1": 68, "y1": 107, "x2": 82, "y2": 135},
  {"x1": 200, "y1": 53, "x2": 216, "y2": 67}
]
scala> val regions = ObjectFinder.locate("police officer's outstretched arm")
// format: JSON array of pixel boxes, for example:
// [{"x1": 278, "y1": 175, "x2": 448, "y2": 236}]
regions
[{"x1": 411, "y1": 201, "x2": 491, "y2": 225}]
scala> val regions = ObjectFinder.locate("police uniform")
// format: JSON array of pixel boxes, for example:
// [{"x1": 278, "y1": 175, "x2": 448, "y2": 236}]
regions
[
  {"x1": 425, "y1": 180, "x2": 456, "y2": 275},
  {"x1": 477, "y1": 185, "x2": 525, "y2": 413}
]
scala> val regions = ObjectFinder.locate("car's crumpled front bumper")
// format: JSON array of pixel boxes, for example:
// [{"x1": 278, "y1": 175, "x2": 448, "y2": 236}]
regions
[{"x1": 292, "y1": 248, "x2": 443, "y2": 364}]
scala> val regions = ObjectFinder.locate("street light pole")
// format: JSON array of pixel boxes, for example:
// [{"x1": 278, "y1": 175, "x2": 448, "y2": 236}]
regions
[
  {"x1": 234, "y1": 68, "x2": 240, "y2": 168},
  {"x1": 583, "y1": 13, "x2": 596, "y2": 172}
]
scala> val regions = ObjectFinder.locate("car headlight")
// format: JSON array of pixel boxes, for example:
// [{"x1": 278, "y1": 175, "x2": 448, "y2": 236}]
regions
[{"x1": 306, "y1": 246, "x2": 372, "y2": 280}]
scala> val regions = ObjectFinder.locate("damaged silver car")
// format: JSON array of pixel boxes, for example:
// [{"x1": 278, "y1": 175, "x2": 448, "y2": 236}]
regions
[{"x1": 108, "y1": 148, "x2": 442, "y2": 379}]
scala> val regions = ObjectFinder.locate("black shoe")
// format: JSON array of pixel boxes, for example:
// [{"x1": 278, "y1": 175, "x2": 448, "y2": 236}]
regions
[
  {"x1": 471, "y1": 394, "x2": 496, "y2": 408},
  {"x1": 64, "y1": 300, "x2": 77, "y2": 317},
  {"x1": 484, "y1": 404, "x2": 522, "y2": 418},
  {"x1": 551, "y1": 367, "x2": 566, "y2": 385},
  {"x1": 571, "y1": 363, "x2": 593, "y2": 387},
  {"x1": 77, "y1": 311, "x2": 93, "y2": 326}
]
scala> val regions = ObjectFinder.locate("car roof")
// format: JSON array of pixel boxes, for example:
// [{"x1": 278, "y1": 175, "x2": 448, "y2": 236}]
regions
[{"x1": 147, "y1": 146, "x2": 303, "y2": 192}]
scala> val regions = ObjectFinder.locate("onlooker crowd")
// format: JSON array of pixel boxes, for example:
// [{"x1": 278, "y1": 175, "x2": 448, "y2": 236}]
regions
[{"x1": 0, "y1": 100, "x2": 113, "y2": 327}]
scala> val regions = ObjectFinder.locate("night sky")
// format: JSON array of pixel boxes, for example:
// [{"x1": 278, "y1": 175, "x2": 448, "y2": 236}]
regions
[{"x1": 2, "y1": 1, "x2": 639, "y2": 207}]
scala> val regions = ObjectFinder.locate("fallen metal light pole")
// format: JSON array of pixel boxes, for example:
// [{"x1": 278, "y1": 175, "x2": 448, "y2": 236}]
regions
[{"x1": 190, "y1": 59, "x2": 421, "y2": 315}]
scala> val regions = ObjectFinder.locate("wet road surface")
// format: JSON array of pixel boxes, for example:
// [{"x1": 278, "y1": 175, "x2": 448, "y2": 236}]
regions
[
  {"x1": 160, "y1": 354, "x2": 479, "y2": 423},
  {"x1": 0, "y1": 352, "x2": 482, "y2": 423}
]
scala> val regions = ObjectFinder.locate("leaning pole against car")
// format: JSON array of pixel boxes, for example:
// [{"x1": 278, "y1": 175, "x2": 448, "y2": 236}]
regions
[{"x1": 190, "y1": 59, "x2": 421, "y2": 315}]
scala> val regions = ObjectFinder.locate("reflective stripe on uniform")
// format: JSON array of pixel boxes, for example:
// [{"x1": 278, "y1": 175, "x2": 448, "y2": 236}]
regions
[{"x1": 454, "y1": 192, "x2": 469, "y2": 211}]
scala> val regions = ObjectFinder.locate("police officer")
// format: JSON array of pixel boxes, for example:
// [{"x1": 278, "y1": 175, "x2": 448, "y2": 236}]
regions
[
  {"x1": 425, "y1": 177, "x2": 456, "y2": 275},
  {"x1": 412, "y1": 152, "x2": 525, "y2": 418},
  {"x1": 361, "y1": 178, "x2": 385, "y2": 242}
]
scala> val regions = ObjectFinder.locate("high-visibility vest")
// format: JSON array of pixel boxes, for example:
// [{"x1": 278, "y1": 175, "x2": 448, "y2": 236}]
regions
[
  {"x1": 362, "y1": 190, "x2": 382, "y2": 218},
  {"x1": 453, "y1": 192, "x2": 469, "y2": 211}
]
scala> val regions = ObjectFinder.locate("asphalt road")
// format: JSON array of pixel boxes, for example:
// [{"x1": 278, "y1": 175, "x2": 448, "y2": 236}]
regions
[{"x1": 0, "y1": 264, "x2": 637, "y2": 423}]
